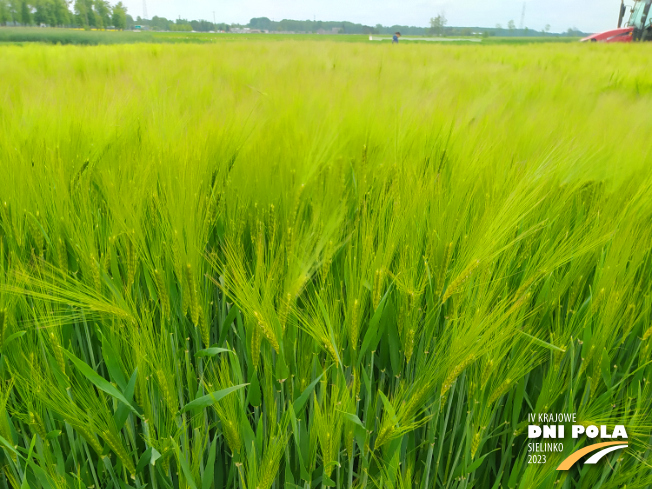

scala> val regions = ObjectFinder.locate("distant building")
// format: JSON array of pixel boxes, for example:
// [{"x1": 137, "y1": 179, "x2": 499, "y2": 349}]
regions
[
  {"x1": 317, "y1": 27, "x2": 341, "y2": 34},
  {"x1": 231, "y1": 27, "x2": 267, "y2": 34}
]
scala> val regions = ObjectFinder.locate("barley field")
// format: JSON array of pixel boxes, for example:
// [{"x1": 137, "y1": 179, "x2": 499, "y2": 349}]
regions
[{"x1": 0, "y1": 41, "x2": 651, "y2": 489}]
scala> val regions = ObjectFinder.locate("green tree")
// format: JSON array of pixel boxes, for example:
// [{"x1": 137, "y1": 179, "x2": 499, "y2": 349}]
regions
[
  {"x1": 148, "y1": 15, "x2": 170, "y2": 30},
  {"x1": 170, "y1": 21, "x2": 191, "y2": 31},
  {"x1": 19, "y1": 0, "x2": 31, "y2": 25},
  {"x1": 111, "y1": 0, "x2": 126, "y2": 29},
  {"x1": 429, "y1": 13, "x2": 447, "y2": 36},
  {"x1": 190, "y1": 19, "x2": 215, "y2": 31},
  {"x1": 86, "y1": 0, "x2": 96, "y2": 26},
  {"x1": 249, "y1": 16, "x2": 272, "y2": 31},
  {"x1": 74, "y1": 0, "x2": 88, "y2": 26},
  {"x1": 52, "y1": 0, "x2": 70, "y2": 25},
  {"x1": 33, "y1": 0, "x2": 55, "y2": 26},
  {"x1": 94, "y1": 0, "x2": 110, "y2": 28},
  {"x1": 74, "y1": 0, "x2": 97, "y2": 28},
  {"x1": 507, "y1": 19, "x2": 516, "y2": 31},
  {"x1": 7, "y1": 0, "x2": 18, "y2": 23},
  {"x1": 0, "y1": 0, "x2": 9, "y2": 25}
]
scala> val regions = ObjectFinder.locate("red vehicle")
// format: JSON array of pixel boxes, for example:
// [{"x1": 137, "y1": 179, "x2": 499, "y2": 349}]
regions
[{"x1": 581, "y1": 0, "x2": 652, "y2": 42}]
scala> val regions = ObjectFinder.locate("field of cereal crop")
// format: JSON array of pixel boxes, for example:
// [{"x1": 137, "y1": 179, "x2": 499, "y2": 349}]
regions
[{"x1": 0, "y1": 41, "x2": 651, "y2": 489}]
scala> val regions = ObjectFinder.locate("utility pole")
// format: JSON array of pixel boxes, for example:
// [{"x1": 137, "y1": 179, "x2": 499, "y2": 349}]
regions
[{"x1": 519, "y1": 2, "x2": 526, "y2": 30}]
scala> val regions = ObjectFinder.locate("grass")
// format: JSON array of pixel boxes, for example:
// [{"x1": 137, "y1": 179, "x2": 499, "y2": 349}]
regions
[
  {"x1": 0, "y1": 27, "x2": 220, "y2": 45},
  {"x1": 0, "y1": 40, "x2": 651, "y2": 489}
]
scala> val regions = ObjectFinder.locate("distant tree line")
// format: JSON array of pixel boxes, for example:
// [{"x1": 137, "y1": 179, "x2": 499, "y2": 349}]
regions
[
  {"x1": 134, "y1": 16, "x2": 419, "y2": 34},
  {"x1": 247, "y1": 17, "x2": 433, "y2": 35},
  {"x1": 128, "y1": 16, "x2": 428, "y2": 34},
  {"x1": 0, "y1": 6, "x2": 589, "y2": 36},
  {"x1": 245, "y1": 17, "x2": 585, "y2": 36},
  {"x1": 139, "y1": 15, "x2": 229, "y2": 32},
  {"x1": 493, "y1": 21, "x2": 586, "y2": 37},
  {"x1": 0, "y1": 0, "x2": 128, "y2": 29}
]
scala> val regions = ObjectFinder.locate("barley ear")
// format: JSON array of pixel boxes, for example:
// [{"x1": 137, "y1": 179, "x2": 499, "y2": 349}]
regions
[
  {"x1": 442, "y1": 259, "x2": 480, "y2": 304},
  {"x1": 154, "y1": 269, "x2": 170, "y2": 318},
  {"x1": 437, "y1": 241, "x2": 453, "y2": 297},
  {"x1": 56, "y1": 238, "x2": 68, "y2": 275},
  {"x1": 185, "y1": 264, "x2": 200, "y2": 326},
  {"x1": 0, "y1": 309, "x2": 5, "y2": 350}
]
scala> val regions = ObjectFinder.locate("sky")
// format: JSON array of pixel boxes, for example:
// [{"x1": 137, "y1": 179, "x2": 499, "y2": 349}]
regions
[{"x1": 120, "y1": 0, "x2": 625, "y2": 34}]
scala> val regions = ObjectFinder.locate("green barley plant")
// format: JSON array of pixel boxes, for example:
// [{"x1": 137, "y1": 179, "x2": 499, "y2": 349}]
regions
[{"x1": 0, "y1": 40, "x2": 651, "y2": 489}]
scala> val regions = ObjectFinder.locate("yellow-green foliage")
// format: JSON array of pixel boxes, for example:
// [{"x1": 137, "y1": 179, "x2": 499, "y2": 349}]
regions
[{"x1": 0, "y1": 41, "x2": 651, "y2": 489}]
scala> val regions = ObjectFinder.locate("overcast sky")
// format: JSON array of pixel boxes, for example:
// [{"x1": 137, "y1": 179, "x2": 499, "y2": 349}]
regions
[{"x1": 122, "y1": 0, "x2": 623, "y2": 34}]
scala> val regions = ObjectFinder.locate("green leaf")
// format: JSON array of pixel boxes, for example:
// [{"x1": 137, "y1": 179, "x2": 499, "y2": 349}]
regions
[
  {"x1": 386, "y1": 314, "x2": 401, "y2": 374},
  {"x1": 321, "y1": 473, "x2": 336, "y2": 487},
  {"x1": 293, "y1": 368, "x2": 329, "y2": 414},
  {"x1": 62, "y1": 349, "x2": 141, "y2": 418},
  {"x1": 101, "y1": 268, "x2": 130, "y2": 314},
  {"x1": 466, "y1": 451, "x2": 492, "y2": 474},
  {"x1": 195, "y1": 347, "x2": 232, "y2": 358},
  {"x1": 516, "y1": 330, "x2": 566, "y2": 353},
  {"x1": 275, "y1": 350, "x2": 290, "y2": 381},
  {"x1": 343, "y1": 412, "x2": 367, "y2": 451},
  {"x1": 202, "y1": 435, "x2": 217, "y2": 489},
  {"x1": 45, "y1": 430, "x2": 61, "y2": 440},
  {"x1": 181, "y1": 384, "x2": 247, "y2": 413},
  {"x1": 342, "y1": 412, "x2": 365, "y2": 429},
  {"x1": 27, "y1": 462, "x2": 56, "y2": 489},
  {"x1": 219, "y1": 305, "x2": 239, "y2": 345},
  {"x1": 377, "y1": 390, "x2": 398, "y2": 424},
  {"x1": 171, "y1": 439, "x2": 198, "y2": 489},
  {"x1": 357, "y1": 289, "x2": 391, "y2": 367},
  {"x1": 115, "y1": 368, "x2": 138, "y2": 430},
  {"x1": 512, "y1": 376, "x2": 527, "y2": 429},
  {"x1": 0, "y1": 433, "x2": 19, "y2": 458},
  {"x1": 136, "y1": 447, "x2": 153, "y2": 474},
  {"x1": 247, "y1": 371, "x2": 262, "y2": 407},
  {"x1": 242, "y1": 417, "x2": 256, "y2": 459},
  {"x1": 150, "y1": 447, "x2": 161, "y2": 466},
  {"x1": 136, "y1": 446, "x2": 161, "y2": 474},
  {"x1": 453, "y1": 450, "x2": 495, "y2": 478},
  {"x1": 288, "y1": 405, "x2": 309, "y2": 481},
  {"x1": 21, "y1": 435, "x2": 38, "y2": 489},
  {"x1": 507, "y1": 453, "x2": 525, "y2": 488},
  {"x1": 101, "y1": 334, "x2": 127, "y2": 390},
  {"x1": 1, "y1": 331, "x2": 25, "y2": 351}
]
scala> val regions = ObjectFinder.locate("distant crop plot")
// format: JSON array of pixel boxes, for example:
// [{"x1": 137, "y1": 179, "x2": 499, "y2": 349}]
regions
[{"x1": 0, "y1": 27, "x2": 582, "y2": 45}]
